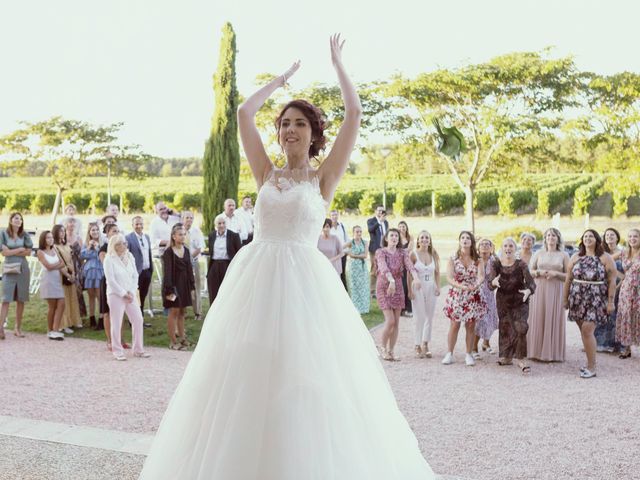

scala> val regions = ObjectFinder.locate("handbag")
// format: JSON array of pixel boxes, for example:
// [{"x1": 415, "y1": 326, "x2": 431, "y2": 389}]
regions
[
  {"x1": 56, "y1": 247, "x2": 74, "y2": 286},
  {"x1": 2, "y1": 262, "x2": 21, "y2": 275}
]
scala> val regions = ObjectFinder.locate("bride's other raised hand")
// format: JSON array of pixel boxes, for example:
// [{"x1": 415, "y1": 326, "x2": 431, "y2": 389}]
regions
[{"x1": 281, "y1": 60, "x2": 301, "y2": 87}]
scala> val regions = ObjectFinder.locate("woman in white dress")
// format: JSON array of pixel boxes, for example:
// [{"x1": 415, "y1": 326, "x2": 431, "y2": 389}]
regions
[
  {"x1": 408, "y1": 230, "x2": 440, "y2": 358},
  {"x1": 139, "y1": 35, "x2": 436, "y2": 480}
]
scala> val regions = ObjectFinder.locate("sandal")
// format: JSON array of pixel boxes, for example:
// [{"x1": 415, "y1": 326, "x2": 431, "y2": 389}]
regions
[
  {"x1": 388, "y1": 351, "x2": 400, "y2": 362},
  {"x1": 497, "y1": 359, "x2": 513, "y2": 366},
  {"x1": 14, "y1": 331, "x2": 25, "y2": 338},
  {"x1": 518, "y1": 362, "x2": 531, "y2": 375},
  {"x1": 180, "y1": 337, "x2": 194, "y2": 348},
  {"x1": 619, "y1": 349, "x2": 631, "y2": 359},
  {"x1": 169, "y1": 342, "x2": 187, "y2": 351},
  {"x1": 415, "y1": 345, "x2": 424, "y2": 358}
]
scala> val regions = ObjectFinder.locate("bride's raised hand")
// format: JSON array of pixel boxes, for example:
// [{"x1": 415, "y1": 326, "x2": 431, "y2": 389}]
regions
[
  {"x1": 281, "y1": 60, "x2": 301, "y2": 87},
  {"x1": 330, "y1": 33, "x2": 346, "y2": 67}
]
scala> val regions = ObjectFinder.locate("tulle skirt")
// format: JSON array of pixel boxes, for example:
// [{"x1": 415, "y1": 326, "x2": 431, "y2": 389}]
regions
[{"x1": 139, "y1": 239, "x2": 434, "y2": 480}]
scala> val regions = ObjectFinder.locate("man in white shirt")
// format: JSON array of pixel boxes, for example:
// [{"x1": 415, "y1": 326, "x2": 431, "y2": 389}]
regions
[
  {"x1": 235, "y1": 195, "x2": 255, "y2": 245},
  {"x1": 149, "y1": 201, "x2": 181, "y2": 254},
  {"x1": 329, "y1": 209, "x2": 349, "y2": 289},
  {"x1": 182, "y1": 211, "x2": 205, "y2": 320},
  {"x1": 219, "y1": 199, "x2": 248, "y2": 244}
]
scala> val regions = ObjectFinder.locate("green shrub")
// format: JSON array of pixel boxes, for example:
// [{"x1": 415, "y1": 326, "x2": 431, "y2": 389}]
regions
[
  {"x1": 498, "y1": 188, "x2": 536, "y2": 216},
  {"x1": 573, "y1": 178, "x2": 605, "y2": 217},
  {"x1": 612, "y1": 190, "x2": 628, "y2": 217},
  {"x1": 494, "y1": 226, "x2": 544, "y2": 248},
  {"x1": 30, "y1": 193, "x2": 57, "y2": 214},
  {"x1": 63, "y1": 192, "x2": 91, "y2": 213},
  {"x1": 143, "y1": 192, "x2": 175, "y2": 213},
  {"x1": 358, "y1": 190, "x2": 395, "y2": 216},
  {"x1": 392, "y1": 189, "x2": 432, "y2": 216},
  {"x1": 0, "y1": 193, "x2": 6, "y2": 210},
  {"x1": 433, "y1": 190, "x2": 465, "y2": 214},
  {"x1": 121, "y1": 191, "x2": 146, "y2": 213},
  {"x1": 536, "y1": 176, "x2": 592, "y2": 217},
  {"x1": 332, "y1": 189, "x2": 365, "y2": 211},
  {"x1": 5, "y1": 193, "x2": 33, "y2": 212},
  {"x1": 173, "y1": 192, "x2": 203, "y2": 211},
  {"x1": 474, "y1": 188, "x2": 499, "y2": 212}
]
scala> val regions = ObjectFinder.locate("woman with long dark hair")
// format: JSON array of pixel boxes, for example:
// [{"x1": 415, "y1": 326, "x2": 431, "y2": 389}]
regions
[
  {"x1": 140, "y1": 35, "x2": 437, "y2": 479},
  {"x1": 162, "y1": 223, "x2": 195, "y2": 351},
  {"x1": 564, "y1": 229, "x2": 617, "y2": 378},
  {"x1": 0, "y1": 213, "x2": 32, "y2": 339},
  {"x1": 594, "y1": 227, "x2": 624, "y2": 353},
  {"x1": 443, "y1": 231, "x2": 486, "y2": 367},
  {"x1": 376, "y1": 228, "x2": 421, "y2": 361},
  {"x1": 397, "y1": 220, "x2": 414, "y2": 317}
]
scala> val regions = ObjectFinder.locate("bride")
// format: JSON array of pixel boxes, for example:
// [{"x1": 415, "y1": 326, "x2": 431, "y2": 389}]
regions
[{"x1": 139, "y1": 34, "x2": 436, "y2": 479}]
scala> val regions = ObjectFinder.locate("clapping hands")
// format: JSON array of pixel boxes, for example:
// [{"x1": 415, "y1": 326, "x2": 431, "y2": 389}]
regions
[{"x1": 519, "y1": 288, "x2": 532, "y2": 303}]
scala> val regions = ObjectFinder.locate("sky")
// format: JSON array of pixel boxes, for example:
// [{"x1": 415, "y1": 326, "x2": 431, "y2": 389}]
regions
[{"x1": 1, "y1": 0, "x2": 639, "y2": 158}]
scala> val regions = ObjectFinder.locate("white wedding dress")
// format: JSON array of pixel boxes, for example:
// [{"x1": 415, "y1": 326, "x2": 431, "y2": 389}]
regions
[{"x1": 139, "y1": 170, "x2": 436, "y2": 479}]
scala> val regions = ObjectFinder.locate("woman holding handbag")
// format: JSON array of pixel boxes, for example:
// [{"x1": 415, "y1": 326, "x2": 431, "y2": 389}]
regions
[
  {"x1": 162, "y1": 223, "x2": 195, "y2": 350},
  {"x1": 0, "y1": 212, "x2": 33, "y2": 339},
  {"x1": 52, "y1": 224, "x2": 81, "y2": 334}
]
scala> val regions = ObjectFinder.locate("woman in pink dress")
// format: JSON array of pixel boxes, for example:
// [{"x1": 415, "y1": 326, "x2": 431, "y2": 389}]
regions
[
  {"x1": 376, "y1": 228, "x2": 421, "y2": 361},
  {"x1": 443, "y1": 231, "x2": 487, "y2": 367},
  {"x1": 616, "y1": 228, "x2": 640, "y2": 359}
]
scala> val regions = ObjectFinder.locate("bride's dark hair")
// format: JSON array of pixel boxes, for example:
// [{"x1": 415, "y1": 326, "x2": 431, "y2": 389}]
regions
[{"x1": 275, "y1": 99, "x2": 328, "y2": 157}]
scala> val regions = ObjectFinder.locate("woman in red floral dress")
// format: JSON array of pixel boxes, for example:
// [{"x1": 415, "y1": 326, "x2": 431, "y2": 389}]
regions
[
  {"x1": 376, "y1": 228, "x2": 421, "y2": 361},
  {"x1": 443, "y1": 231, "x2": 487, "y2": 367}
]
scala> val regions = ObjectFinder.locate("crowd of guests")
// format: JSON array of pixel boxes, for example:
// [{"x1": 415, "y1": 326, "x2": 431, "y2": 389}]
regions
[
  {"x1": 2, "y1": 200, "x2": 639, "y2": 376},
  {"x1": 0, "y1": 197, "x2": 255, "y2": 359},
  {"x1": 316, "y1": 205, "x2": 640, "y2": 379}
]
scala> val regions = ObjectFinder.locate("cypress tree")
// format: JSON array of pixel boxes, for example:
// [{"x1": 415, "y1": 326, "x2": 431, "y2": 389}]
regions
[{"x1": 202, "y1": 22, "x2": 239, "y2": 234}]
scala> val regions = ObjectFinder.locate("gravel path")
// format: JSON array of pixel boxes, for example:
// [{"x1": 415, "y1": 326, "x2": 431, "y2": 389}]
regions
[{"x1": 1, "y1": 289, "x2": 639, "y2": 479}]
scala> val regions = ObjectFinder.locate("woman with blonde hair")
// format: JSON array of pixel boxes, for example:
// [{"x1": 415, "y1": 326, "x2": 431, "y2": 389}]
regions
[
  {"x1": 616, "y1": 228, "x2": 640, "y2": 359},
  {"x1": 81, "y1": 222, "x2": 104, "y2": 329},
  {"x1": 518, "y1": 232, "x2": 536, "y2": 266},
  {"x1": 408, "y1": 230, "x2": 440, "y2": 358},
  {"x1": 488, "y1": 237, "x2": 536, "y2": 374},
  {"x1": 103, "y1": 234, "x2": 150, "y2": 361},
  {"x1": 528, "y1": 227, "x2": 570, "y2": 362}
]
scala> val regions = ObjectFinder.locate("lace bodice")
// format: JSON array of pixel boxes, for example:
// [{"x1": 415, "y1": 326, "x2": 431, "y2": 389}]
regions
[{"x1": 253, "y1": 169, "x2": 327, "y2": 246}]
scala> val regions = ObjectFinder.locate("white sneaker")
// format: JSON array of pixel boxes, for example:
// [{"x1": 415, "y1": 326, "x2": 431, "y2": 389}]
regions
[
  {"x1": 442, "y1": 352, "x2": 454, "y2": 365},
  {"x1": 48, "y1": 331, "x2": 64, "y2": 341},
  {"x1": 62, "y1": 327, "x2": 74, "y2": 334},
  {"x1": 465, "y1": 353, "x2": 476, "y2": 366}
]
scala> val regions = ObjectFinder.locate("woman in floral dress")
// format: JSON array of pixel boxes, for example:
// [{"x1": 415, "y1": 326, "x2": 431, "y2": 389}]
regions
[
  {"x1": 376, "y1": 228, "x2": 421, "y2": 361},
  {"x1": 488, "y1": 238, "x2": 536, "y2": 374},
  {"x1": 474, "y1": 238, "x2": 499, "y2": 358},
  {"x1": 595, "y1": 227, "x2": 624, "y2": 353},
  {"x1": 616, "y1": 228, "x2": 640, "y2": 359},
  {"x1": 443, "y1": 231, "x2": 486, "y2": 367},
  {"x1": 564, "y1": 229, "x2": 617, "y2": 378},
  {"x1": 344, "y1": 226, "x2": 369, "y2": 314}
]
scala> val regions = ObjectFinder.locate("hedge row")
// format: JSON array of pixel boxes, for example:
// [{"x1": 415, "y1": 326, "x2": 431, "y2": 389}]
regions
[
  {"x1": 498, "y1": 187, "x2": 537, "y2": 216},
  {"x1": 536, "y1": 176, "x2": 592, "y2": 217},
  {"x1": 573, "y1": 177, "x2": 605, "y2": 217}
]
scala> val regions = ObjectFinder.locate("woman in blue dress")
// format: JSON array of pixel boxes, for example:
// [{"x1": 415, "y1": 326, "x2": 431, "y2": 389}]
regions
[
  {"x1": 594, "y1": 227, "x2": 624, "y2": 353},
  {"x1": 81, "y1": 222, "x2": 104, "y2": 329},
  {"x1": 344, "y1": 225, "x2": 369, "y2": 314}
]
